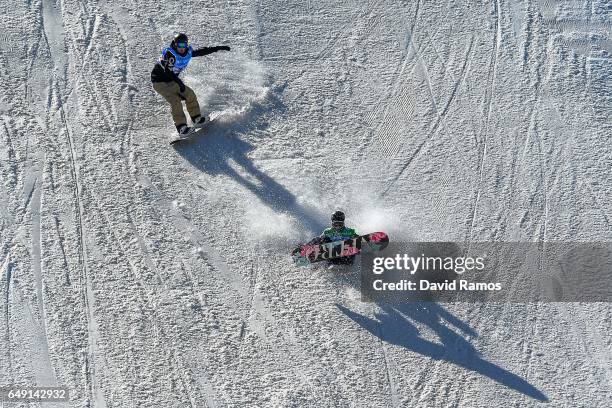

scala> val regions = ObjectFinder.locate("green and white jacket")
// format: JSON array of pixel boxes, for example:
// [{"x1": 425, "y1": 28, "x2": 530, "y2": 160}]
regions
[{"x1": 320, "y1": 227, "x2": 358, "y2": 242}]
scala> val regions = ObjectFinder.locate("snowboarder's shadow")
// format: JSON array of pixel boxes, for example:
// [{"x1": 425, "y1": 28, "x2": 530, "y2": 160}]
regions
[
  {"x1": 172, "y1": 95, "x2": 324, "y2": 236},
  {"x1": 336, "y1": 302, "x2": 548, "y2": 402}
]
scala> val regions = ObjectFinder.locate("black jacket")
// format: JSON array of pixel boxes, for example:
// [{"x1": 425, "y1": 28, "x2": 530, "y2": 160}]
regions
[{"x1": 150, "y1": 46, "x2": 228, "y2": 84}]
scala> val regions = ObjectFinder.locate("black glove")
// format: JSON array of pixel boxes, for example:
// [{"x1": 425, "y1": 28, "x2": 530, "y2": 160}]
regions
[
  {"x1": 307, "y1": 237, "x2": 322, "y2": 245},
  {"x1": 218, "y1": 45, "x2": 230, "y2": 51},
  {"x1": 172, "y1": 73, "x2": 186, "y2": 93},
  {"x1": 175, "y1": 77, "x2": 185, "y2": 93}
]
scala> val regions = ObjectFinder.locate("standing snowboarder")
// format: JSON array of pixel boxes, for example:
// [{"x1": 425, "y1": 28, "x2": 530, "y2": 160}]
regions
[{"x1": 151, "y1": 33, "x2": 230, "y2": 135}]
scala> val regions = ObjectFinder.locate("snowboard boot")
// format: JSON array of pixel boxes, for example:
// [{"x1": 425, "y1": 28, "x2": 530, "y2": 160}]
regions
[
  {"x1": 191, "y1": 114, "x2": 208, "y2": 128},
  {"x1": 177, "y1": 124, "x2": 191, "y2": 135}
]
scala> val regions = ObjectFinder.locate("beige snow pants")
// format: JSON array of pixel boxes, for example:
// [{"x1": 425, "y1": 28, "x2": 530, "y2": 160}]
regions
[{"x1": 152, "y1": 81, "x2": 200, "y2": 127}]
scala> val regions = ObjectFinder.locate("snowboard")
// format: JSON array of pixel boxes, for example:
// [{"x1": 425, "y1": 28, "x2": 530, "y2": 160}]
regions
[
  {"x1": 292, "y1": 232, "x2": 389, "y2": 266},
  {"x1": 169, "y1": 114, "x2": 213, "y2": 145}
]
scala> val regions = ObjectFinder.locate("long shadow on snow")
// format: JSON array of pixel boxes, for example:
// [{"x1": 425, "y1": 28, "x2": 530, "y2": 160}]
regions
[
  {"x1": 336, "y1": 302, "x2": 548, "y2": 402},
  {"x1": 172, "y1": 89, "x2": 324, "y2": 236}
]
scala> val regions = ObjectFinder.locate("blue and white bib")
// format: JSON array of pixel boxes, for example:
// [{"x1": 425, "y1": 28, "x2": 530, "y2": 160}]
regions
[{"x1": 158, "y1": 46, "x2": 193, "y2": 75}]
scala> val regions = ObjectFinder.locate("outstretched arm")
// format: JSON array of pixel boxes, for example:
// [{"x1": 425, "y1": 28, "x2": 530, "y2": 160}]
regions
[{"x1": 192, "y1": 45, "x2": 231, "y2": 57}]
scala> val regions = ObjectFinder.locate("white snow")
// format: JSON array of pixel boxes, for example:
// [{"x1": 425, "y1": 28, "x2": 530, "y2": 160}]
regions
[{"x1": 1, "y1": 0, "x2": 611, "y2": 407}]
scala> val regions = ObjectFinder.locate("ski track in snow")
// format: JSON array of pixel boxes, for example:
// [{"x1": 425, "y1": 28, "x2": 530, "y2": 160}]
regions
[{"x1": 0, "y1": 0, "x2": 610, "y2": 406}]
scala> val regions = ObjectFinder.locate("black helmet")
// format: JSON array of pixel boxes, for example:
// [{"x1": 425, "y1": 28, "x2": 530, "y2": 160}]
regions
[
  {"x1": 172, "y1": 33, "x2": 189, "y2": 49},
  {"x1": 331, "y1": 211, "x2": 345, "y2": 227}
]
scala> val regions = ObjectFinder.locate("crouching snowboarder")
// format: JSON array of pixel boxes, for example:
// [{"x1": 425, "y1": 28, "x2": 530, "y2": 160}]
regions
[
  {"x1": 151, "y1": 33, "x2": 230, "y2": 135},
  {"x1": 292, "y1": 211, "x2": 389, "y2": 267},
  {"x1": 309, "y1": 211, "x2": 359, "y2": 265}
]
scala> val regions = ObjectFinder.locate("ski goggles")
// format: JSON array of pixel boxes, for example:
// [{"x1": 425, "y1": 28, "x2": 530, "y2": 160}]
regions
[
  {"x1": 176, "y1": 42, "x2": 188, "y2": 49},
  {"x1": 332, "y1": 221, "x2": 344, "y2": 228}
]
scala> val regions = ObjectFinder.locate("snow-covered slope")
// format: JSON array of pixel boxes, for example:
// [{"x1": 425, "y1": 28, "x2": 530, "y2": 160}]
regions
[{"x1": 1, "y1": 0, "x2": 610, "y2": 406}]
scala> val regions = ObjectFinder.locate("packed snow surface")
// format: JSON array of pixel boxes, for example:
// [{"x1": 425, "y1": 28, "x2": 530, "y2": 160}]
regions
[{"x1": 1, "y1": 0, "x2": 610, "y2": 406}]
